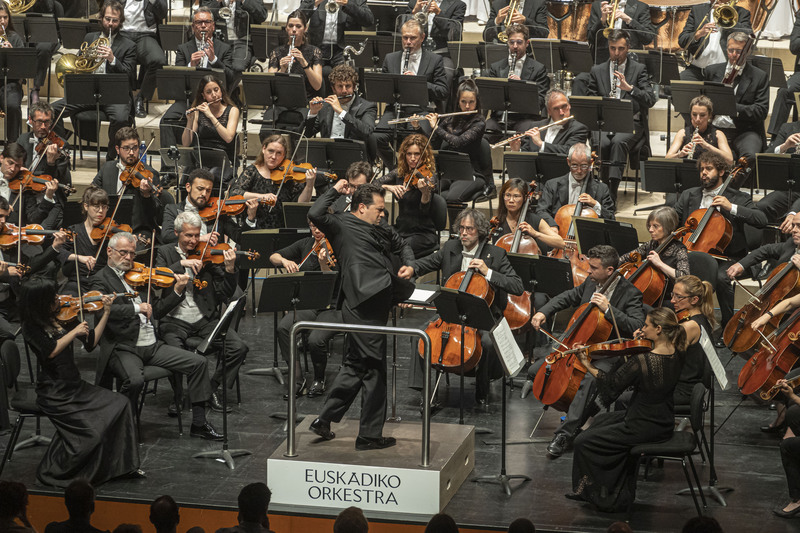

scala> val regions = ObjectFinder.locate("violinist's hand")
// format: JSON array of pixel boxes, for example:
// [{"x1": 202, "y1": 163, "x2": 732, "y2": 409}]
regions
[
  {"x1": 71, "y1": 321, "x2": 90, "y2": 339},
  {"x1": 52, "y1": 230, "x2": 68, "y2": 250},
  {"x1": 173, "y1": 273, "x2": 190, "y2": 293},
  {"x1": 199, "y1": 231, "x2": 219, "y2": 246},
  {"x1": 750, "y1": 312, "x2": 772, "y2": 331},
  {"x1": 138, "y1": 302, "x2": 153, "y2": 319},
  {"x1": 80, "y1": 255, "x2": 97, "y2": 271},
  {"x1": 711, "y1": 195, "x2": 733, "y2": 212},
  {"x1": 646, "y1": 250, "x2": 663, "y2": 268},
  {"x1": 245, "y1": 198, "x2": 260, "y2": 221},
  {"x1": 384, "y1": 184, "x2": 406, "y2": 199},
  {"x1": 632, "y1": 327, "x2": 644, "y2": 339},
  {"x1": 305, "y1": 167, "x2": 317, "y2": 185},
  {"x1": 530, "y1": 311, "x2": 547, "y2": 330},
  {"x1": 468, "y1": 258, "x2": 489, "y2": 276},
  {"x1": 140, "y1": 178, "x2": 153, "y2": 198},
  {"x1": 578, "y1": 193, "x2": 598, "y2": 207},
  {"x1": 726, "y1": 262, "x2": 744, "y2": 279},
  {"x1": 781, "y1": 213, "x2": 796, "y2": 234},
  {"x1": 590, "y1": 292, "x2": 609, "y2": 313},
  {"x1": 281, "y1": 258, "x2": 300, "y2": 273},
  {"x1": 222, "y1": 247, "x2": 237, "y2": 273},
  {"x1": 309, "y1": 97, "x2": 324, "y2": 115},
  {"x1": 397, "y1": 265, "x2": 414, "y2": 279},
  {"x1": 44, "y1": 178, "x2": 58, "y2": 200},
  {"x1": 181, "y1": 258, "x2": 204, "y2": 275},
  {"x1": 7, "y1": 265, "x2": 20, "y2": 278},
  {"x1": 45, "y1": 142, "x2": 59, "y2": 165}
]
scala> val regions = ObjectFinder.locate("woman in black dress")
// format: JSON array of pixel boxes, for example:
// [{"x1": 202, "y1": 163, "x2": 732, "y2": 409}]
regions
[
  {"x1": 772, "y1": 379, "x2": 800, "y2": 518},
  {"x1": 569, "y1": 307, "x2": 687, "y2": 512},
  {"x1": 492, "y1": 178, "x2": 564, "y2": 254},
  {"x1": 20, "y1": 278, "x2": 140, "y2": 488},
  {"x1": 59, "y1": 187, "x2": 110, "y2": 295},
  {"x1": 666, "y1": 95, "x2": 733, "y2": 165}
]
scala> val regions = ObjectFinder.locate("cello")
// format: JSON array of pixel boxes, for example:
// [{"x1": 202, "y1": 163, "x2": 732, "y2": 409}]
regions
[{"x1": 738, "y1": 307, "x2": 800, "y2": 399}]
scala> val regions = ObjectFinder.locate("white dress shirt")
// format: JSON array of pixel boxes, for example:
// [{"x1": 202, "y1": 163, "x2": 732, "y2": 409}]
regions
[
  {"x1": 700, "y1": 182, "x2": 738, "y2": 216},
  {"x1": 111, "y1": 266, "x2": 157, "y2": 347},
  {"x1": 568, "y1": 174, "x2": 602, "y2": 216},
  {"x1": 123, "y1": 0, "x2": 157, "y2": 33},
  {"x1": 693, "y1": 9, "x2": 726, "y2": 69}
]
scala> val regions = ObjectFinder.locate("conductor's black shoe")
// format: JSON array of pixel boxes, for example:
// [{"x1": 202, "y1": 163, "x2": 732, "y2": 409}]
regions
[
  {"x1": 310, "y1": 418, "x2": 335, "y2": 440},
  {"x1": 307, "y1": 379, "x2": 325, "y2": 397},
  {"x1": 547, "y1": 434, "x2": 569, "y2": 458},
  {"x1": 564, "y1": 492, "x2": 583, "y2": 502},
  {"x1": 190, "y1": 422, "x2": 224, "y2": 441},
  {"x1": 134, "y1": 96, "x2": 147, "y2": 118},
  {"x1": 209, "y1": 390, "x2": 232, "y2": 413},
  {"x1": 355, "y1": 436, "x2": 396, "y2": 450}
]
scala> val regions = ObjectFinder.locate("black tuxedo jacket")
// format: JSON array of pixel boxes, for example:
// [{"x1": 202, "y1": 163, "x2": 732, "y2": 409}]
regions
[
  {"x1": 703, "y1": 62, "x2": 769, "y2": 134},
  {"x1": 84, "y1": 31, "x2": 136, "y2": 85},
  {"x1": 300, "y1": 0, "x2": 375, "y2": 46},
  {"x1": 122, "y1": 0, "x2": 167, "y2": 27},
  {"x1": 768, "y1": 121, "x2": 800, "y2": 153},
  {"x1": 678, "y1": 4, "x2": 752, "y2": 58},
  {"x1": 309, "y1": 189, "x2": 415, "y2": 308},
  {"x1": 674, "y1": 185, "x2": 767, "y2": 259},
  {"x1": 382, "y1": 49, "x2": 449, "y2": 103},
  {"x1": 201, "y1": 0, "x2": 267, "y2": 40},
  {"x1": 522, "y1": 117, "x2": 590, "y2": 155},
  {"x1": 303, "y1": 94, "x2": 377, "y2": 142},
  {"x1": 486, "y1": 0, "x2": 548, "y2": 37},
  {"x1": 538, "y1": 276, "x2": 645, "y2": 338},
  {"x1": 586, "y1": 0, "x2": 655, "y2": 64},
  {"x1": 790, "y1": 15, "x2": 800, "y2": 71},
  {"x1": 16, "y1": 132, "x2": 72, "y2": 187},
  {"x1": 405, "y1": 0, "x2": 466, "y2": 49},
  {"x1": 176, "y1": 37, "x2": 235, "y2": 87},
  {"x1": 6, "y1": 187, "x2": 59, "y2": 228},
  {"x1": 91, "y1": 160, "x2": 162, "y2": 233},
  {"x1": 738, "y1": 237, "x2": 796, "y2": 271},
  {"x1": 156, "y1": 244, "x2": 238, "y2": 319},
  {"x1": 536, "y1": 174, "x2": 616, "y2": 221},
  {"x1": 487, "y1": 55, "x2": 549, "y2": 116},
  {"x1": 587, "y1": 58, "x2": 655, "y2": 128},
  {"x1": 160, "y1": 201, "x2": 241, "y2": 244},
  {"x1": 412, "y1": 238, "x2": 524, "y2": 314}
]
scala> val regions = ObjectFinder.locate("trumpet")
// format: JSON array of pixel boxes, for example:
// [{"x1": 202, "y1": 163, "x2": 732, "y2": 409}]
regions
[
  {"x1": 387, "y1": 109, "x2": 477, "y2": 125},
  {"x1": 602, "y1": 0, "x2": 621, "y2": 38},
  {"x1": 686, "y1": 126, "x2": 699, "y2": 160},
  {"x1": 497, "y1": 0, "x2": 519, "y2": 43},
  {"x1": 186, "y1": 97, "x2": 223, "y2": 115},
  {"x1": 490, "y1": 115, "x2": 574, "y2": 148},
  {"x1": 414, "y1": 0, "x2": 433, "y2": 24},
  {"x1": 219, "y1": 0, "x2": 232, "y2": 19},
  {"x1": 287, "y1": 35, "x2": 296, "y2": 72}
]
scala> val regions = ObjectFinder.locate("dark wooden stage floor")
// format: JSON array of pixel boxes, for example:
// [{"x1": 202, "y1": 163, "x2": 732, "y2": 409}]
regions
[{"x1": 1, "y1": 305, "x2": 797, "y2": 533}]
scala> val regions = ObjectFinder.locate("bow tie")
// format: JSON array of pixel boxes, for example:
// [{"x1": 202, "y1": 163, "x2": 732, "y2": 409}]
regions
[{"x1": 462, "y1": 251, "x2": 475, "y2": 258}]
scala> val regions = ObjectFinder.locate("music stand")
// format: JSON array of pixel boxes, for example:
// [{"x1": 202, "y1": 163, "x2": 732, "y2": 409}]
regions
[
  {"x1": 282, "y1": 202, "x2": 313, "y2": 228},
  {"x1": 634, "y1": 157, "x2": 701, "y2": 215},
  {"x1": 475, "y1": 77, "x2": 541, "y2": 136},
  {"x1": 755, "y1": 153, "x2": 800, "y2": 206},
  {"x1": 192, "y1": 295, "x2": 252, "y2": 470},
  {"x1": 24, "y1": 14, "x2": 58, "y2": 43},
  {"x1": 158, "y1": 146, "x2": 195, "y2": 192},
  {"x1": 370, "y1": 4, "x2": 405, "y2": 32},
  {"x1": 503, "y1": 152, "x2": 539, "y2": 184},
  {"x1": 158, "y1": 66, "x2": 227, "y2": 105},
  {"x1": 447, "y1": 41, "x2": 482, "y2": 73},
  {"x1": 250, "y1": 24, "x2": 284, "y2": 62},
  {"x1": 105, "y1": 195, "x2": 134, "y2": 227},
  {"x1": 298, "y1": 138, "x2": 368, "y2": 183},
  {"x1": 240, "y1": 72, "x2": 308, "y2": 133},
  {"x1": 57, "y1": 18, "x2": 101, "y2": 49},
  {"x1": 296, "y1": 138, "x2": 329, "y2": 169},
  {"x1": 574, "y1": 217, "x2": 640, "y2": 256},
  {"x1": 434, "y1": 150, "x2": 476, "y2": 194},
  {"x1": 750, "y1": 55, "x2": 787, "y2": 88},
  {"x1": 569, "y1": 95, "x2": 634, "y2": 134},
  {"x1": 482, "y1": 43, "x2": 509, "y2": 70},
  {"x1": 157, "y1": 22, "x2": 189, "y2": 58},
  {"x1": 529, "y1": 39, "x2": 593, "y2": 76},
  {"x1": 0, "y1": 48, "x2": 36, "y2": 140},
  {"x1": 63, "y1": 73, "x2": 129, "y2": 171},
  {"x1": 670, "y1": 80, "x2": 737, "y2": 118},
  {"x1": 630, "y1": 49, "x2": 680, "y2": 147}
]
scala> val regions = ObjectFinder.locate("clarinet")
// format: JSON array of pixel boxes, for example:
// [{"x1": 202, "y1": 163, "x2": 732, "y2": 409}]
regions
[
  {"x1": 609, "y1": 59, "x2": 618, "y2": 98},
  {"x1": 687, "y1": 126, "x2": 699, "y2": 160},
  {"x1": 287, "y1": 35, "x2": 296, "y2": 72},
  {"x1": 508, "y1": 52, "x2": 517, "y2": 79},
  {"x1": 403, "y1": 46, "x2": 410, "y2": 73}
]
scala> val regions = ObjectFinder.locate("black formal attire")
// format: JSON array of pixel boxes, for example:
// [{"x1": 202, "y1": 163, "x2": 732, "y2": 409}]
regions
[
  {"x1": 309, "y1": 188, "x2": 415, "y2": 438},
  {"x1": 405, "y1": 0, "x2": 466, "y2": 51},
  {"x1": 486, "y1": 0, "x2": 548, "y2": 38},
  {"x1": 56, "y1": 0, "x2": 85, "y2": 17},
  {"x1": 571, "y1": 349, "x2": 684, "y2": 512},
  {"x1": 23, "y1": 323, "x2": 139, "y2": 488},
  {"x1": 16, "y1": 131, "x2": 72, "y2": 229},
  {"x1": 619, "y1": 239, "x2": 690, "y2": 306},
  {"x1": 410, "y1": 238, "x2": 524, "y2": 399},
  {"x1": 703, "y1": 62, "x2": 768, "y2": 174},
  {"x1": 491, "y1": 211, "x2": 557, "y2": 255},
  {"x1": 586, "y1": 0, "x2": 656, "y2": 64},
  {"x1": 520, "y1": 116, "x2": 590, "y2": 155},
  {"x1": 680, "y1": 124, "x2": 720, "y2": 160},
  {"x1": 769, "y1": 17, "x2": 800, "y2": 134},
  {"x1": 737, "y1": 237, "x2": 796, "y2": 275},
  {"x1": 51, "y1": 32, "x2": 136, "y2": 160},
  {"x1": 674, "y1": 313, "x2": 712, "y2": 405},
  {"x1": 782, "y1": 403, "x2": 800, "y2": 502},
  {"x1": 88, "y1": 266, "x2": 213, "y2": 407},
  {"x1": 433, "y1": 113, "x2": 490, "y2": 201},
  {"x1": 300, "y1": 0, "x2": 374, "y2": 70},
  {"x1": 119, "y1": 0, "x2": 168, "y2": 104},
  {"x1": 677, "y1": 2, "x2": 752, "y2": 81},
  {"x1": 373, "y1": 170, "x2": 439, "y2": 257},
  {"x1": 585, "y1": 57, "x2": 656, "y2": 198},
  {"x1": 58, "y1": 223, "x2": 108, "y2": 296},
  {"x1": 757, "y1": 122, "x2": 800, "y2": 223},
  {"x1": 536, "y1": 174, "x2": 616, "y2": 225},
  {"x1": 674, "y1": 183, "x2": 767, "y2": 328},
  {"x1": 45, "y1": 520, "x2": 108, "y2": 533},
  {"x1": 161, "y1": 200, "x2": 241, "y2": 244},
  {"x1": 302, "y1": 94, "x2": 378, "y2": 162},
  {"x1": 0, "y1": 31, "x2": 27, "y2": 141},
  {"x1": 92, "y1": 160, "x2": 162, "y2": 234},
  {"x1": 216, "y1": 522, "x2": 275, "y2": 533},
  {"x1": 375, "y1": 49, "x2": 449, "y2": 168},
  {"x1": 156, "y1": 244, "x2": 247, "y2": 392},
  {"x1": 202, "y1": 0, "x2": 268, "y2": 76},
  {"x1": 768, "y1": 121, "x2": 800, "y2": 154},
  {"x1": 230, "y1": 164, "x2": 307, "y2": 229},
  {"x1": 194, "y1": 104, "x2": 237, "y2": 168},
  {"x1": 485, "y1": 55, "x2": 549, "y2": 140}
]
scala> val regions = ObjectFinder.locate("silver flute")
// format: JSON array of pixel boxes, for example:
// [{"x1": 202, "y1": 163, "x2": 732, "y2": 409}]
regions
[
  {"x1": 687, "y1": 126, "x2": 699, "y2": 160},
  {"x1": 609, "y1": 59, "x2": 618, "y2": 98},
  {"x1": 287, "y1": 35, "x2": 296, "y2": 72}
]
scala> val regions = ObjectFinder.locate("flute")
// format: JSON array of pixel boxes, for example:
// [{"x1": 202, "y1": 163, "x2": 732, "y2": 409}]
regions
[
  {"x1": 310, "y1": 95, "x2": 354, "y2": 105},
  {"x1": 387, "y1": 109, "x2": 477, "y2": 125},
  {"x1": 186, "y1": 97, "x2": 223, "y2": 115},
  {"x1": 490, "y1": 115, "x2": 574, "y2": 149}
]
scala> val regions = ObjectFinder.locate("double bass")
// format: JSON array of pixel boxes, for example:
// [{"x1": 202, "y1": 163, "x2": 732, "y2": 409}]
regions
[{"x1": 738, "y1": 307, "x2": 800, "y2": 399}]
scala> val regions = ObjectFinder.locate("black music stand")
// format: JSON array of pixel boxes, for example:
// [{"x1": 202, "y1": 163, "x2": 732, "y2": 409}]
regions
[
  {"x1": 158, "y1": 146, "x2": 195, "y2": 193},
  {"x1": 297, "y1": 138, "x2": 368, "y2": 185},
  {"x1": 751, "y1": 55, "x2": 787, "y2": 88},
  {"x1": 670, "y1": 80, "x2": 737, "y2": 118},
  {"x1": 158, "y1": 22, "x2": 189, "y2": 57},
  {"x1": 432, "y1": 287, "x2": 496, "y2": 424},
  {"x1": 570, "y1": 95, "x2": 634, "y2": 136},
  {"x1": 192, "y1": 295, "x2": 252, "y2": 470},
  {"x1": 755, "y1": 153, "x2": 800, "y2": 205},
  {"x1": 435, "y1": 150, "x2": 476, "y2": 194},
  {"x1": 476, "y1": 77, "x2": 540, "y2": 136},
  {"x1": 57, "y1": 18, "x2": 102, "y2": 49},
  {"x1": 0, "y1": 49, "x2": 36, "y2": 140},
  {"x1": 250, "y1": 24, "x2": 284, "y2": 62},
  {"x1": 482, "y1": 43, "x2": 509, "y2": 71},
  {"x1": 447, "y1": 41, "x2": 482, "y2": 74},
  {"x1": 370, "y1": 4, "x2": 405, "y2": 32},
  {"x1": 158, "y1": 66, "x2": 227, "y2": 105},
  {"x1": 63, "y1": 73, "x2": 129, "y2": 171},
  {"x1": 574, "y1": 217, "x2": 640, "y2": 255},
  {"x1": 529, "y1": 39, "x2": 593, "y2": 77},
  {"x1": 634, "y1": 157, "x2": 702, "y2": 215},
  {"x1": 631, "y1": 49, "x2": 680, "y2": 148},
  {"x1": 282, "y1": 202, "x2": 313, "y2": 228},
  {"x1": 240, "y1": 72, "x2": 307, "y2": 134},
  {"x1": 239, "y1": 228, "x2": 311, "y2": 383}
]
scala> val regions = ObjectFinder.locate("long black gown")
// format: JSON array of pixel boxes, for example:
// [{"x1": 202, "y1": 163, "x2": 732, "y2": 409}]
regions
[
  {"x1": 23, "y1": 324, "x2": 139, "y2": 487},
  {"x1": 571, "y1": 349, "x2": 685, "y2": 512},
  {"x1": 674, "y1": 314, "x2": 712, "y2": 405}
]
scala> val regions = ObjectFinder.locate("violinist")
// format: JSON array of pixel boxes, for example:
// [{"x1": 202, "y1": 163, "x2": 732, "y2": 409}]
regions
[
  {"x1": 529, "y1": 245, "x2": 645, "y2": 458},
  {"x1": 156, "y1": 212, "x2": 247, "y2": 414},
  {"x1": 16, "y1": 102, "x2": 73, "y2": 191},
  {"x1": 772, "y1": 377, "x2": 800, "y2": 518},
  {"x1": 0, "y1": 143, "x2": 61, "y2": 228},
  {"x1": 373, "y1": 134, "x2": 439, "y2": 257},
  {"x1": 230, "y1": 135, "x2": 315, "y2": 230},
  {"x1": 568, "y1": 308, "x2": 687, "y2": 513},
  {"x1": 58, "y1": 187, "x2": 110, "y2": 295},
  {"x1": 271, "y1": 218, "x2": 340, "y2": 399},
  {"x1": 494, "y1": 179, "x2": 564, "y2": 255},
  {"x1": 536, "y1": 143, "x2": 616, "y2": 225},
  {"x1": 409, "y1": 208, "x2": 524, "y2": 405},
  {"x1": 330, "y1": 161, "x2": 371, "y2": 214},
  {"x1": 511, "y1": 89, "x2": 590, "y2": 155},
  {"x1": 91, "y1": 127, "x2": 162, "y2": 235},
  {"x1": 88, "y1": 232, "x2": 224, "y2": 441},
  {"x1": 674, "y1": 151, "x2": 766, "y2": 343},
  {"x1": 665, "y1": 95, "x2": 734, "y2": 165},
  {"x1": 0, "y1": 4, "x2": 25, "y2": 141}
]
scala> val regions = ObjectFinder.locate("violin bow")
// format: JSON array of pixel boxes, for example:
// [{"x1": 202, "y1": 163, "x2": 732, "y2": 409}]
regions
[
  {"x1": 95, "y1": 181, "x2": 130, "y2": 263},
  {"x1": 73, "y1": 236, "x2": 85, "y2": 323},
  {"x1": 202, "y1": 168, "x2": 235, "y2": 262},
  {"x1": 405, "y1": 118, "x2": 439, "y2": 189},
  {"x1": 16, "y1": 181, "x2": 22, "y2": 265},
  {"x1": 145, "y1": 230, "x2": 156, "y2": 323}
]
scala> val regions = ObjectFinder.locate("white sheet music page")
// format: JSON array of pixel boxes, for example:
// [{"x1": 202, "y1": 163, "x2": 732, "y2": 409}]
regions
[
  {"x1": 490, "y1": 317, "x2": 525, "y2": 378},
  {"x1": 700, "y1": 327, "x2": 729, "y2": 391}
]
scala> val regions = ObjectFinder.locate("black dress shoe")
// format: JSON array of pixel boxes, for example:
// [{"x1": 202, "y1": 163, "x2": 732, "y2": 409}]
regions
[
  {"x1": 307, "y1": 379, "x2": 325, "y2": 397},
  {"x1": 167, "y1": 402, "x2": 178, "y2": 417},
  {"x1": 190, "y1": 422, "x2": 224, "y2": 441},
  {"x1": 761, "y1": 423, "x2": 786, "y2": 434},
  {"x1": 209, "y1": 390, "x2": 233, "y2": 413},
  {"x1": 773, "y1": 505, "x2": 800, "y2": 518},
  {"x1": 714, "y1": 338, "x2": 726, "y2": 349},
  {"x1": 122, "y1": 468, "x2": 147, "y2": 479},
  {"x1": 547, "y1": 434, "x2": 569, "y2": 458},
  {"x1": 355, "y1": 436, "x2": 396, "y2": 450},
  {"x1": 283, "y1": 379, "x2": 308, "y2": 400},
  {"x1": 310, "y1": 418, "x2": 335, "y2": 440},
  {"x1": 564, "y1": 492, "x2": 583, "y2": 502},
  {"x1": 134, "y1": 97, "x2": 146, "y2": 118}
]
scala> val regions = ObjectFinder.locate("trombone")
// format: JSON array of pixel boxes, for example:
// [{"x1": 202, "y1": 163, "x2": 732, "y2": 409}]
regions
[{"x1": 678, "y1": 0, "x2": 738, "y2": 67}]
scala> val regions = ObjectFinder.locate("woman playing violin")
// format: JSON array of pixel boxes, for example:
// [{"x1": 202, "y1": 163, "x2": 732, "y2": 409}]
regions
[
  {"x1": 373, "y1": 134, "x2": 439, "y2": 257},
  {"x1": 230, "y1": 135, "x2": 314, "y2": 230},
  {"x1": 670, "y1": 275, "x2": 715, "y2": 406},
  {"x1": 181, "y1": 74, "x2": 240, "y2": 176},
  {"x1": 569, "y1": 307, "x2": 687, "y2": 513},
  {"x1": 494, "y1": 178, "x2": 564, "y2": 254},
  {"x1": 58, "y1": 187, "x2": 110, "y2": 295},
  {"x1": 666, "y1": 95, "x2": 734, "y2": 165}
]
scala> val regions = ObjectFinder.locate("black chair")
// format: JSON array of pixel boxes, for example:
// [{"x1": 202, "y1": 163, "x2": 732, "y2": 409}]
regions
[
  {"x1": 626, "y1": 133, "x2": 651, "y2": 206},
  {"x1": 629, "y1": 382, "x2": 709, "y2": 516},
  {"x1": 137, "y1": 366, "x2": 183, "y2": 440},
  {"x1": 687, "y1": 251, "x2": 718, "y2": 295}
]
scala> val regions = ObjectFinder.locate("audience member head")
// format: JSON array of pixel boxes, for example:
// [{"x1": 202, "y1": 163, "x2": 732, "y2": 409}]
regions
[
  {"x1": 333, "y1": 506, "x2": 368, "y2": 533},
  {"x1": 424, "y1": 513, "x2": 459, "y2": 533},
  {"x1": 149, "y1": 495, "x2": 180, "y2": 533},
  {"x1": 681, "y1": 516, "x2": 723, "y2": 533},
  {"x1": 238, "y1": 483, "x2": 271, "y2": 527},
  {"x1": 507, "y1": 518, "x2": 536, "y2": 533},
  {"x1": 113, "y1": 525, "x2": 143, "y2": 533},
  {"x1": 0, "y1": 481, "x2": 29, "y2": 522},
  {"x1": 65, "y1": 479, "x2": 96, "y2": 521},
  {"x1": 606, "y1": 522, "x2": 632, "y2": 533}
]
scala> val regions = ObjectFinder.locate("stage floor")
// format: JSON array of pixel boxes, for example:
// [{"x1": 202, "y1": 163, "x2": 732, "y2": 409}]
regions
[{"x1": 1, "y1": 306, "x2": 796, "y2": 533}]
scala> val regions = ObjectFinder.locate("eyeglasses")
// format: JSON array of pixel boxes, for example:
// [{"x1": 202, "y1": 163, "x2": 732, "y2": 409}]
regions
[
  {"x1": 110, "y1": 248, "x2": 136, "y2": 258},
  {"x1": 507, "y1": 40, "x2": 525, "y2": 46},
  {"x1": 119, "y1": 145, "x2": 139, "y2": 153},
  {"x1": 457, "y1": 225, "x2": 476, "y2": 233},
  {"x1": 569, "y1": 164, "x2": 590, "y2": 171},
  {"x1": 670, "y1": 293, "x2": 689, "y2": 301},
  {"x1": 32, "y1": 120, "x2": 52, "y2": 127},
  {"x1": 103, "y1": 16, "x2": 120, "y2": 23},
  {"x1": 194, "y1": 19, "x2": 213, "y2": 25},
  {"x1": 504, "y1": 193, "x2": 523, "y2": 200}
]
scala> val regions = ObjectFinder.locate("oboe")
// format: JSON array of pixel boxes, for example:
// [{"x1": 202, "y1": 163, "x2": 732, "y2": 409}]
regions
[
  {"x1": 687, "y1": 126, "x2": 699, "y2": 160},
  {"x1": 403, "y1": 46, "x2": 410, "y2": 73},
  {"x1": 287, "y1": 35, "x2": 296, "y2": 72},
  {"x1": 609, "y1": 59, "x2": 619, "y2": 98},
  {"x1": 508, "y1": 52, "x2": 517, "y2": 79}
]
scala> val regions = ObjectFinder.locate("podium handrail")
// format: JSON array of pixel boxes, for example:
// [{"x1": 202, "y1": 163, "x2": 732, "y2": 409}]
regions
[{"x1": 287, "y1": 321, "x2": 433, "y2": 467}]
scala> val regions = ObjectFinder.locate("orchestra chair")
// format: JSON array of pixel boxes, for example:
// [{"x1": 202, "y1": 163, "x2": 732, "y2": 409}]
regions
[
  {"x1": 624, "y1": 135, "x2": 651, "y2": 206},
  {"x1": 687, "y1": 252, "x2": 718, "y2": 296},
  {"x1": 628, "y1": 382, "x2": 708, "y2": 517},
  {"x1": 137, "y1": 366, "x2": 184, "y2": 441}
]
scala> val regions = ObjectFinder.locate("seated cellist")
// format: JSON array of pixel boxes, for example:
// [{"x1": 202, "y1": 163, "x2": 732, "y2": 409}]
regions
[{"x1": 528, "y1": 244, "x2": 646, "y2": 459}]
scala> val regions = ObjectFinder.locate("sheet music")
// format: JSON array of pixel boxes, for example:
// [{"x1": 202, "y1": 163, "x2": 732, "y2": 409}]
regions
[
  {"x1": 407, "y1": 287, "x2": 437, "y2": 306},
  {"x1": 700, "y1": 327, "x2": 729, "y2": 391},
  {"x1": 490, "y1": 318, "x2": 525, "y2": 378}
]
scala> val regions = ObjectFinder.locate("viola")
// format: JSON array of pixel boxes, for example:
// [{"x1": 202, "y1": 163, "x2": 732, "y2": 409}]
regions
[
  {"x1": 197, "y1": 195, "x2": 276, "y2": 221},
  {"x1": 124, "y1": 262, "x2": 207, "y2": 290},
  {"x1": 269, "y1": 161, "x2": 337, "y2": 184},
  {"x1": 0, "y1": 224, "x2": 74, "y2": 249},
  {"x1": 89, "y1": 218, "x2": 150, "y2": 246},
  {"x1": 56, "y1": 291, "x2": 136, "y2": 324},
  {"x1": 34, "y1": 130, "x2": 69, "y2": 158},
  {"x1": 738, "y1": 307, "x2": 800, "y2": 400},
  {"x1": 723, "y1": 259, "x2": 800, "y2": 352},
  {"x1": 298, "y1": 238, "x2": 336, "y2": 270},
  {"x1": 402, "y1": 164, "x2": 435, "y2": 189},
  {"x1": 677, "y1": 309, "x2": 691, "y2": 323},
  {"x1": 9, "y1": 170, "x2": 76, "y2": 196},
  {"x1": 186, "y1": 243, "x2": 260, "y2": 265}
]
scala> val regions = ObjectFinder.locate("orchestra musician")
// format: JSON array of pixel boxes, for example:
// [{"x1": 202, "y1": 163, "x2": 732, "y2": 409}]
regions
[
  {"x1": 0, "y1": 4, "x2": 25, "y2": 141},
  {"x1": 769, "y1": 378, "x2": 800, "y2": 518},
  {"x1": 536, "y1": 143, "x2": 616, "y2": 224},
  {"x1": 702, "y1": 32, "x2": 768, "y2": 176},
  {"x1": 485, "y1": 0, "x2": 548, "y2": 39},
  {"x1": 671, "y1": 275, "x2": 715, "y2": 406},
  {"x1": 0, "y1": 143, "x2": 61, "y2": 228},
  {"x1": 17, "y1": 102, "x2": 73, "y2": 193},
  {"x1": 665, "y1": 95, "x2": 734, "y2": 165},
  {"x1": 485, "y1": 23, "x2": 549, "y2": 143},
  {"x1": 511, "y1": 88, "x2": 590, "y2": 155},
  {"x1": 308, "y1": 182, "x2": 416, "y2": 450},
  {"x1": 406, "y1": 0, "x2": 466, "y2": 52},
  {"x1": 25, "y1": 0, "x2": 64, "y2": 105},
  {"x1": 529, "y1": 244, "x2": 646, "y2": 458},
  {"x1": 201, "y1": 0, "x2": 268, "y2": 80},
  {"x1": 494, "y1": 178, "x2": 564, "y2": 255},
  {"x1": 755, "y1": 124, "x2": 800, "y2": 229},
  {"x1": 673, "y1": 151, "x2": 767, "y2": 345},
  {"x1": 330, "y1": 161, "x2": 371, "y2": 214},
  {"x1": 58, "y1": 187, "x2": 111, "y2": 295},
  {"x1": 768, "y1": 15, "x2": 800, "y2": 137},
  {"x1": 586, "y1": 0, "x2": 655, "y2": 65},
  {"x1": 51, "y1": 0, "x2": 137, "y2": 163}
]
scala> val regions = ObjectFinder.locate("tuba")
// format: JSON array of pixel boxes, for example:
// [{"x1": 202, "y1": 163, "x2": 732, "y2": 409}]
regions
[
  {"x1": 6, "y1": 0, "x2": 36, "y2": 14},
  {"x1": 55, "y1": 35, "x2": 110, "y2": 86}
]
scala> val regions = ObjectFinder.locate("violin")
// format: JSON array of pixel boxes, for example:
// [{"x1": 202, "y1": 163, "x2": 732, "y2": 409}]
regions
[
  {"x1": 298, "y1": 238, "x2": 336, "y2": 270},
  {"x1": 124, "y1": 262, "x2": 207, "y2": 290},
  {"x1": 545, "y1": 337, "x2": 655, "y2": 365},
  {"x1": 269, "y1": 161, "x2": 337, "y2": 184},
  {"x1": 738, "y1": 306, "x2": 800, "y2": 401},
  {"x1": 56, "y1": 291, "x2": 136, "y2": 324},
  {"x1": 89, "y1": 218, "x2": 150, "y2": 245},
  {"x1": 402, "y1": 164, "x2": 435, "y2": 189},
  {"x1": 0, "y1": 224, "x2": 74, "y2": 249},
  {"x1": 34, "y1": 130, "x2": 69, "y2": 159},
  {"x1": 677, "y1": 309, "x2": 692, "y2": 323},
  {"x1": 197, "y1": 195, "x2": 276, "y2": 221},
  {"x1": 9, "y1": 170, "x2": 76, "y2": 196},
  {"x1": 186, "y1": 243, "x2": 260, "y2": 265},
  {"x1": 119, "y1": 161, "x2": 162, "y2": 195}
]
